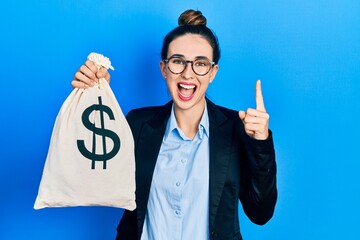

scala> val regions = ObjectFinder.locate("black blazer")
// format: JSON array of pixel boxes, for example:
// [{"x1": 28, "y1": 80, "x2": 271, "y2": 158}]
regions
[{"x1": 117, "y1": 99, "x2": 277, "y2": 240}]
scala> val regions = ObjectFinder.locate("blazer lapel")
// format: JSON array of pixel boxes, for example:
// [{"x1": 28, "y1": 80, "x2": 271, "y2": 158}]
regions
[
  {"x1": 207, "y1": 99, "x2": 234, "y2": 229},
  {"x1": 135, "y1": 101, "x2": 172, "y2": 233}
]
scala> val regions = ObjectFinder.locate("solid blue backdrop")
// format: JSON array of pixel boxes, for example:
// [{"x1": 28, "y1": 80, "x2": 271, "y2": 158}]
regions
[{"x1": 1, "y1": 0, "x2": 359, "y2": 239}]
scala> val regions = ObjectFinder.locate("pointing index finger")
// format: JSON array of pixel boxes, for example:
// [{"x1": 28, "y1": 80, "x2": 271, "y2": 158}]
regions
[{"x1": 256, "y1": 80, "x2": 266, "y2": 112}]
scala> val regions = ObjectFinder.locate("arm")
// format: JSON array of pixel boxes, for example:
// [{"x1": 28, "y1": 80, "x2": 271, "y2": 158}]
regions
[
  {"x1": 238, "y1": 80, "x2": 277, "y2": 224},
  {"x1": 240, "y1": 132, "x2": 277, "y2": 225}
]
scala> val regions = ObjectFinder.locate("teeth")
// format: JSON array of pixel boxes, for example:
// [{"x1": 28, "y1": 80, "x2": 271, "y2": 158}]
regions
[{"x1": 179, "y1": 84, "x2": 195, "y2": 89}]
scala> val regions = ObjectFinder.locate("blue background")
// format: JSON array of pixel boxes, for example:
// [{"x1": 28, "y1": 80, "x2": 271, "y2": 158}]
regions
[{"x1": 1, "y1": 0, "x2": 359, "y2": 239}]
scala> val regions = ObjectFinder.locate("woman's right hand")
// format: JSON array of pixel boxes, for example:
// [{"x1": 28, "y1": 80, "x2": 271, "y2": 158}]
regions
[{"x1": 71, "y1": 60, "x2": 111, "y2": 89}]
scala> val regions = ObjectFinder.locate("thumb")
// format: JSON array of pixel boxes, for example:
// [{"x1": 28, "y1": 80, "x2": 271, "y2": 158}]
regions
[
  {"x1": 96, "y1": 67, "x2": 107, "y2": 79},
  {"x1": 239, "y1": 110, "x2": 246, "y2": 121}
]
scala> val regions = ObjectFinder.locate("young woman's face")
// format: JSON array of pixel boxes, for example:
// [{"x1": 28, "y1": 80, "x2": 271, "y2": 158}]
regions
[{"x1": 160, "y1": 34, "x2": 218, "y2": 112}]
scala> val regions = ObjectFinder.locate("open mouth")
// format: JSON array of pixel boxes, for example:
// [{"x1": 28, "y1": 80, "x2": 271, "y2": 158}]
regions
[{"x1": 177, "y1": 83, "x2": 196, "y2": 101}]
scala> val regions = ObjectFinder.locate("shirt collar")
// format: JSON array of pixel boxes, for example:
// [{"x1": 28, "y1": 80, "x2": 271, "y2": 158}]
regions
[{"x1": 164, "y1": 102, "x2": 209, "y2": 141}]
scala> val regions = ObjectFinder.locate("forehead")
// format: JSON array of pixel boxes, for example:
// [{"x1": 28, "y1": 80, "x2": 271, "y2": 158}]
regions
[{"x1": 168, "y1": 34, "x2": 213, "y2": 59}]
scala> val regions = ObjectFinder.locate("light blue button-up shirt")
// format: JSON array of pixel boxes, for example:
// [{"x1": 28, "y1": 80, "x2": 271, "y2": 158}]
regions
[{"x1": 141, "y1": 104, "x2": 210, "y2": 240}]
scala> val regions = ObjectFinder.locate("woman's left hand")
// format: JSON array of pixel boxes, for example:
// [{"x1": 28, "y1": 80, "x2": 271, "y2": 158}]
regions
[{"x1": 239, "y1": 80, "x2": 269, "y2": 140}]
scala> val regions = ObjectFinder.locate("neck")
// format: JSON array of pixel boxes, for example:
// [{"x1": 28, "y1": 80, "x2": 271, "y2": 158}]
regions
[{"x1": 174, "y1": 98, "x2": 206, "y2": 139}]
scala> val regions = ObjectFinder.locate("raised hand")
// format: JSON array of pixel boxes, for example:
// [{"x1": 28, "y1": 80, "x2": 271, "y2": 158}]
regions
[
  {"x1": 239, "y1": 80, "x2": 269, "y2": 140},
  {"x1": 71, "y1": 60, "x2": 111, "y2": 89}
]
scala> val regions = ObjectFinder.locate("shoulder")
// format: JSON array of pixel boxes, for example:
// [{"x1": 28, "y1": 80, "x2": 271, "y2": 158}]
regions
[
  {"x1": 214, "y1": 104, "x2": 239, "y2": 118},
  {"x1": 126, "y1": 105, "x2": 164, "y2": 123},
  {"x1": 206, "y1": 99, "x2": 240, "y2": 123},
  {"x1": 126, "y1": 100, "x2": 173, "y2": 130},
  {"x1": 206, "y1": 99, "x2": 247, "y2": 140}
]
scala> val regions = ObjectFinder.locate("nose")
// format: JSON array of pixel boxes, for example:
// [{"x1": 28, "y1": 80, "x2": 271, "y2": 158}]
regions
[{"x1": 181, "y1": 61, "x2": 195, "y2": 79}]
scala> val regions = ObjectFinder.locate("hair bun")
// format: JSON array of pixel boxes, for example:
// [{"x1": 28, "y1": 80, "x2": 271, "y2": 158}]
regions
[{"x1": 178, "y1": 9, "x2": 207, "y2": 26}]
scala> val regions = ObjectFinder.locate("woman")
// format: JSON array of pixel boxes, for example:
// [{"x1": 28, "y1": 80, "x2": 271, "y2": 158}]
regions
[{"x1": 73, "y1": 9, "x2": 277, "y2": 240}]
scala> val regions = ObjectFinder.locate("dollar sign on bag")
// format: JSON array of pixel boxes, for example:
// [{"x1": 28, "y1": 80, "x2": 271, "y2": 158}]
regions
[{"x1": 77, "y1": 96, "x2": 120, "y2": 169}]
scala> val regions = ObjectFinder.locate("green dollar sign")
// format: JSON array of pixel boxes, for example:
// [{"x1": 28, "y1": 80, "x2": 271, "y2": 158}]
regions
[{"x1": 77, "y1": 96, "x2": 120, "y2": 169}]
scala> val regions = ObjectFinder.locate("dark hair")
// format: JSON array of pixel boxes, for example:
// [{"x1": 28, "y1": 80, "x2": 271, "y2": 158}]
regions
[{"x1": 161, "y1": 9, "x2": 221, "y2": 64}]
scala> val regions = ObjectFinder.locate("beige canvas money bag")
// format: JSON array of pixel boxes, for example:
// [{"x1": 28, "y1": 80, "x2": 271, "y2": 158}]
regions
[{"x1": 34, "y1": 53, "x2": 136, "y2": 210}]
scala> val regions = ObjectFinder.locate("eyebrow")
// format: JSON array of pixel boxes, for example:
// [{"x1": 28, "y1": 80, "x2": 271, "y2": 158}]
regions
[{"x1": 169, "y1": 54, "x2": 211, "y2": 60}]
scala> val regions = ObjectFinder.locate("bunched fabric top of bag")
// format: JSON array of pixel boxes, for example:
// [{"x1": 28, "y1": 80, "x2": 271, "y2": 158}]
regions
[{"x1": 34, "y1": 53, "x2": 136, "y2": 210}]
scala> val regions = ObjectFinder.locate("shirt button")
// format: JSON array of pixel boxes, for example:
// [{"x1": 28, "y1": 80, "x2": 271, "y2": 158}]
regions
[
  {"x1": 176, "y1": 182, "x2": 181, "y2": 187},
  {"x1": 181, "y1": 159, "x2": 186, "y2": 163},
  {"x1": 175, "y1": 210, "x2": 181, "y2": 215}
]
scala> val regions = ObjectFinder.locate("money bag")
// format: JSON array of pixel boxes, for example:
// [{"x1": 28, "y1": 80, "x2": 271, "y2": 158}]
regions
[{"x1": 34, "y1": 53, "x2": 136, "y2": 210}]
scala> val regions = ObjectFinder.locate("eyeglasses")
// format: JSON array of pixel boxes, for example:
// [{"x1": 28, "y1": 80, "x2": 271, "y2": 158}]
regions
[{"x1": 163, "y1": 56, "x2": 215, "y2": 76}]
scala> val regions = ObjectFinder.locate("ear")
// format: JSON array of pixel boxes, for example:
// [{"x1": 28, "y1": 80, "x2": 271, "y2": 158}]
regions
[
  {"x1": 160, "y1": 60, "x2": 167, "y2": 79},
  {"x1": 209, "y1": 64, "x2": 219, "y2": 83}
]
